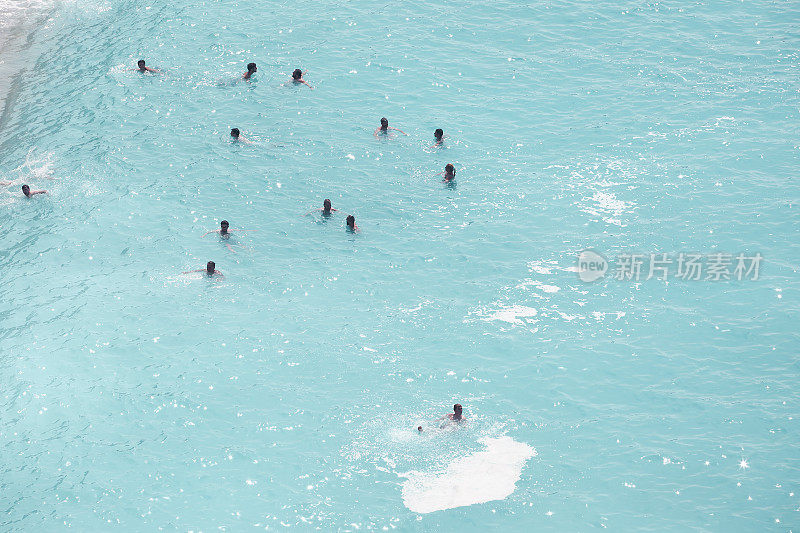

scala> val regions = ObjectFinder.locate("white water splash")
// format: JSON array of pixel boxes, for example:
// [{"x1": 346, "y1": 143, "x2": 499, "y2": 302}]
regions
[
  {"x1": 479, "y1": 305, "x2": 538, "y2": 325},
  {"x1": 400, "y1": 436, "x2": 535, "y2": 514}
]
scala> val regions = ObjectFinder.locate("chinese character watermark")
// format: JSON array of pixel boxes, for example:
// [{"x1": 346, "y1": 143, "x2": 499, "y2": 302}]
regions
[{"x1": 577, "y1": 251, "x2": 762, "y2": 283}]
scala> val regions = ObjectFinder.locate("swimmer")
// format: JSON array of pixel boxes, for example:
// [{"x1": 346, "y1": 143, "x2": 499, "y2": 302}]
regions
[
  {"x1": 230, "y1": 128, "x2": 251, "y2": 144},
  {"x1": 441, "y1": 163, "x2": 456, "y2": 182},
  {"x1": 429, "y1": 128, "x2": 446, "y2": 149},
  {"x1": 243, "y1": 62, "x2": 257, "y2": 80},
  {"x1": 203, "y1": 220, "x2": 253, "y2": 252},
  {"x1": 306, "y1": 198, "x2": 338, "y2": 217},
  {"x1": 346, "y1": 214, "x2": 358, "y2": 232},
  {"x1": 442, "y1": 403, "x2": 466, "y2": 422},
  {"x1": 22, "y1": 184, "x2": 47, "y2": 197},
  {"x1": 417, "y1": 426, "x2": 423, "y2": 433},
  {"x1": 135, "y1": 59, "x2": 159, "y2": 73},
  {"x1": 182, "y1": 261, "x2": 223, "y2": 278},
  {"x1": 289, "y1": 68, "x2": 313, "y2": 89},
  {"x1": 374, "y1": 117, "x2": 407, "y2": 138}
]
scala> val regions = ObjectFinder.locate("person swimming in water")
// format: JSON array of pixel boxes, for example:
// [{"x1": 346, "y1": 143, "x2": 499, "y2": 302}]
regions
[
  {"x1": 289, "y1": 68, "x2": 313, "y2": 89},
  {"x1": 203, "y1": 220, "x2": 252, "y2": 252},
  {"x1": 374, "y1": 117, "x2": 407, "y2": 138},
  {"x1": 442, "y1": 403, "x2": 466, "y2": 422},
  {"x1": 441, "y1": 163, "x2": 456, "y2": 182},
  {"x1": 426, "y1": 129, "x2": 447, "y2": 151},
  {"x1": 183, "y1": 261, "x2": 223, "y2": 278},
  {"x1": 306, "y1": 198, "x2": 338, "y2": 217},
  {"x1": 135, "y1": 59, "x2": 159, "y2": 73},
  {"x1": 230, "y1": 128, "x2": 252, "y2": 143},
  {"x1": 243, "y1": 62, "x2": 257, "y2": 80},
  {"x1": 22, "y1": 184, "x2": 47, "y2": 197},
  {"x1": 346, "y1": 214, "x2": 358, "y2": 232}
]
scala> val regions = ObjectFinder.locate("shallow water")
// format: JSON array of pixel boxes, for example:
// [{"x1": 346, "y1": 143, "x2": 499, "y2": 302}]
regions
[{"x1": 1, "y1": 0, "x2": 799, "y2": 530}]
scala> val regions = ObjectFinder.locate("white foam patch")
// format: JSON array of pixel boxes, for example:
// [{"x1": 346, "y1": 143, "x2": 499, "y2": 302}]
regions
[
  {"x1": 538, "y1": 284, "x2": 560, "y2": 293},
  {"x1": 482, "y1": 305, "x2": 537, "y2": 325},
  {"x1": 400, "y1": 436, "x2": 535, "y2": 514}
]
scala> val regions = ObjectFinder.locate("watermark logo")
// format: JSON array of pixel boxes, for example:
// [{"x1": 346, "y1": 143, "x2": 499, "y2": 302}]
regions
[
  {"x1": 577, "y1": 250, "x2": 762, "y2": 283},
  {"x1": 577, "y1": 249, "x2": 608, "y2": 282}
]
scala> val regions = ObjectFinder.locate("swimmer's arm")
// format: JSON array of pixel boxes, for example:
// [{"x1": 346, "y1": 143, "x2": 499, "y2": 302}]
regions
[
  {"x1": 202, "y1": 230, "x2": 218, "y2": 237},
  {"x1": 390, "y1": 127, "x2": 407, "y2": 136},
  {"x1": 146, "y1": 67, "x2": 159, "y2": 73},
  {"x1": 181, "y1": 269, "x2": 205, "y2": 274},
  {"x1": 301, "y1": 80, "x2": 314, "y2": 89},
  {"x1": 225, "y1": 243, "x2": 237, "y2": 253},
  {"x1": 373, "y1": 128, "x2": 381, "y2": 137},
  {"x1": 0, "y1": 181, "x2": 11, "y2": 186},
  {"x1": 229, "y1": 229, "x2": 255, "y2": 232},
  {"x1": 30, "y1": 189, "x2": 47, "y2": 195}
]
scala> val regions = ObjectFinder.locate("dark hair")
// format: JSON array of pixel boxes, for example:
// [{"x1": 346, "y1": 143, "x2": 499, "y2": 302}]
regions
[
  {"x1": 323, "y1": 199, "x2": 332, "y2": 209},
  {"x1": 434, "y1": 128, "x2": 443, "y2": 140},
  {"x1": 292, "y1": 68, "x2": 302, "y2": 80},
  {"x1": 138, "y1": 59, "x2": 145, "y2": 67},
  {"x1": 247, "y1": 62, "x2": 257, "y2": 71},
  {"x1": 206, "y1": 261, "x2": 215, "y2": 273},
  {"x1": 380, "y1": 117, "x2": 388, "y2": 128},
  {"x1": 346, "y1": 215, "x2": 355, "y2": 227},
  {"x1": 454, "y1": 403, "x2": 462, "y2": 412},
  {"x1": 230, "y1": 128, "x2": 240, "y2": 138},
  {"x1": 21, "y1": 184, "x2": 30, "y2": 194},
  {"x1": 220, "y1": 220, "x2": 229, "y2": 227},
  {"x1": 445, "y1": 163, "x2": 455, "y2": 174}
]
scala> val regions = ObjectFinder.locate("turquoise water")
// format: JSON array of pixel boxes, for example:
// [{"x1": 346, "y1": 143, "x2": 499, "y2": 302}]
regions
[{"x1": 1, "y1": 0, "x2": 799, "y2": 529}]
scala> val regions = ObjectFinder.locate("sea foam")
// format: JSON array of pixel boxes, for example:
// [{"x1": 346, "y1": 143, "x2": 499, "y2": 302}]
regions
[{"x1": 400, "y1": 436, "x2": 535, "y2": 513}]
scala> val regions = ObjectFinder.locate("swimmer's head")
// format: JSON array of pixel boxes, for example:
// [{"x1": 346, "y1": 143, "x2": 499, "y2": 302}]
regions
[
  {"x1": 346, "y1": 215, "x2": 355, "y2": 229},
  {"x1": 230, "y1": 128, "x2": 240, "y2": 139},
  {"x1": 323, "y1": 198, "x2": 332, "y2": 211},
  {"x1": 417, "y1": 426, "x2": 423, "y2": 432},
  {"x1": 206, "y1": 261, "x2": 216, "y2": 275},
  {"x1": 21, "y1": 184, "x2": 30, "y2": 196},
  {"x1": 137, "y1": 59, "x2": 146, "y2": 69},
  {"x1": 445, "y1": 163, "x2": 455, "y2": 175},
  {"x1": 453, "y1": 403, "x2": 463, "y2": 419},
  {"x1": 292, "y1": 68, "x2": 303, "y2": 80},
  {"x1": 247, "y1": 62, "x2": 257, "y2": 73},
  {"x1": 434, "y1": 128, "x2": 443, "y2": 141},
  {"x1": 380, "y1": 117, "x2": 389, "y2": 130},
  {"x1": 220, "y1": 220, "x2": 229, "y2": 233}
]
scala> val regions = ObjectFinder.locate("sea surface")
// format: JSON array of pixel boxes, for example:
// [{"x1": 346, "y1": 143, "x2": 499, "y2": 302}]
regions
[{"x1": 1, "y1": 0, "x2": 799, "y2": 530}]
